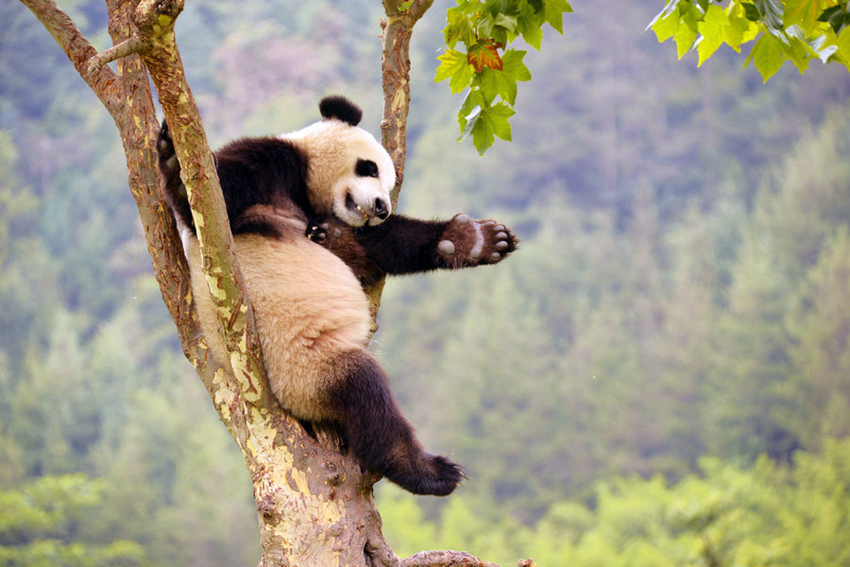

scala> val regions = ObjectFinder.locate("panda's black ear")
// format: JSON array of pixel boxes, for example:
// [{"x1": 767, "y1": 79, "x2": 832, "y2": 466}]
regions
[{"x1": 319, "y1": 96, "x2": 363, "y2": 127}]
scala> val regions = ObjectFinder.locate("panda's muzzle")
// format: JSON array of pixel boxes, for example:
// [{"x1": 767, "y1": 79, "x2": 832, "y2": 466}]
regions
[{"x1": 346, "y1": 194, "x2": 391, "y2": 223}]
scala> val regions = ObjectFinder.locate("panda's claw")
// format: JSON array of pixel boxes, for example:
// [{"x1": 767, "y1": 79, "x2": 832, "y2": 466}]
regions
[{"x1": 306, "y1": 222, "x2": 330, "y2": 244}]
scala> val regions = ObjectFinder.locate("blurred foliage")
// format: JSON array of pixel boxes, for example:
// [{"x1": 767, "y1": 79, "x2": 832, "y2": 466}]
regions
[
  {"x1": 2, "y1": 0, "x2": 850, "y2": 564},
  {"x1": 0, "y1": 474, "x2": 145, "y2": 567},
  {"x1": 380, "y1": 437, "x2": 850, "y2": 566}
]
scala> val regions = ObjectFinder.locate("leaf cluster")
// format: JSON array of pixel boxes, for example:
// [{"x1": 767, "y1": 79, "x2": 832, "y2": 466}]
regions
[
  {"x1": 648, "y1": 0, "x2": 850, "y2": 82},
  {"x1": 435, "y1": 0, "x2": 572, "y2": 154}
]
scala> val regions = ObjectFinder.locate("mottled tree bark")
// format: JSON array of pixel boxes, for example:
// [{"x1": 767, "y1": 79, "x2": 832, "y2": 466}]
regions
[
  {"x1": 380, "y1": 0, "x2": 434, "y2": 207},
  {"x1": 362, "y1": 0, "x2": 436, "y2": 319},
  {"x1": 19, "y1": 0, "x2": 511, "y2": 565}
]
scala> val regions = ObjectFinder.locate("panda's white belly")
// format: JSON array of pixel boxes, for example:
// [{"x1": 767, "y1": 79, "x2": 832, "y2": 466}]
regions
[{"x1": 184, "y1": 232, "x2": 372, "y2": 421}]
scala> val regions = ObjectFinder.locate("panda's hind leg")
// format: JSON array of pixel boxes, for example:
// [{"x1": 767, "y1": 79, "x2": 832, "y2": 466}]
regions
[{"x1": 321, "y1": 350, "x2": 464, "y2": 496}]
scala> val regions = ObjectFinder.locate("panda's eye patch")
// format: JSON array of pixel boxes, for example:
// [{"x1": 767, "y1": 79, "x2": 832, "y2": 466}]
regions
[{"x1": 355, "y1": 159, "x2": 380, "y2": 178}]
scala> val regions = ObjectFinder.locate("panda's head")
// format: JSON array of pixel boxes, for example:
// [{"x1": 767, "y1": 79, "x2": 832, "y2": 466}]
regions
[{"x1": 285, "y1": 96, "x2": 395, "y2": 228}]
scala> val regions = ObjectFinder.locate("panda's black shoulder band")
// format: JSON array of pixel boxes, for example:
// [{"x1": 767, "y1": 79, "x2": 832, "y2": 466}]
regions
[{"x1": 319, "y1": 95, "x2": 363, "y2": 127}]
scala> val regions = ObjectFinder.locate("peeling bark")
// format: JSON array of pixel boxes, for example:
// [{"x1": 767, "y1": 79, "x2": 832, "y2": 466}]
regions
[{"x1": 20, "y1": 0, "x2": 521, "y2": 565}]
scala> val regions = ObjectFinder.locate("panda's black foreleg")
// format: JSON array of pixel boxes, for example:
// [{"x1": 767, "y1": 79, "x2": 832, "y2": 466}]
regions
[
  {"x1": 156, "y1": 120, "x2": 196, "y2": 233},
  {"x1": 354, "y1": 214, "x2": 518, "y2": 275},
  {"x1": 322, "y1": 350, "x2": 464, "y2": 496}
]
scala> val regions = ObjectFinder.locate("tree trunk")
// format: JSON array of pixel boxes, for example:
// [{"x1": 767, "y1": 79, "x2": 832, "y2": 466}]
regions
[{"x1": 19, "y1": 0, "x2": 506, "y2": 565}]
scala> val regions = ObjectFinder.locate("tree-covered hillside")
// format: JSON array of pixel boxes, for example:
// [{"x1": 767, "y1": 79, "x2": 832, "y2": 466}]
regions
[{"x1": 2, "y1": 0, "x2": 849, "y2": 565}]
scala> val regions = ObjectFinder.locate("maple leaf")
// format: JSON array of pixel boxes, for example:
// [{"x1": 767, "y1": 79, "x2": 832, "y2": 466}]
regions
[{"x1": 467, "y1": 40, "x2": 504, "y2": 72}]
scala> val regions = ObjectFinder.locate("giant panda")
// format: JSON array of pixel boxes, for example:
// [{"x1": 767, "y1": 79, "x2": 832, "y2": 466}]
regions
[{"x1": 157, "y1": 95, "x2": 516, "y2": 496}]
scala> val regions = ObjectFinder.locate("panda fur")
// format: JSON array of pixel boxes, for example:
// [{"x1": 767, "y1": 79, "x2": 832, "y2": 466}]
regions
[{"x1": 158, "y1": 96, "x2": 516, "y2": 496}]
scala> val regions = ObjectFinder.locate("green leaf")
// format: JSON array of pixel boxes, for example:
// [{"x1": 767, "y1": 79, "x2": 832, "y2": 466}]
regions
[
  {"x1": 436, "y1": 49, "x2": 475, "y2": 94},
  {"x1": 477, "y1": 68, "x2": 500, "y2": 106},
  {"x1": 749, "y1": 31, "x2": 785, "y2": 81},
  {"x1": 457, "y1": 90, "x2": 482, "y2": 134},
  {"x1": 651, "y1": 9, "x2": 682, "y2": 43},
  {"x1": 459, "y1": 104, "x2": 482, "y2": 140},
  {"x1": 485, "y1": 103, "x2": 515, "y2": 141},
  {"x1": 787, "y1": 35, "x2": 811, "y2": 73},
  {"x1": 494, "y1": 13, "x2": 519, "y2": 33},
  {"x1": 818, "y1": 5, "x2": 849, "y2": 33},
  {"x1": 544, "y1": 0, "x2": 573, "y2": 34},
  {"x1": 741, "y1": 2, "x2": 761, "y2": 21},
  {"x1": 470, "y1": 104, "x2": 515, "y2": 154},
  {"x1": 837, "y1": 25, "x2": 850, "y2": 63},
  {"x1": 784, "y1": 0, "x2": 819, "y2": 31},
  {"x1": 675, "y1": 21, "x2": 698, "y2": 58},
  {"x1": 458, "y1": 100, "x2": 515, "y2": 155},
  {"x1": 727, "y1": 3, "x2": 759, "y2": 49},
  {"x1": 811, "y1": 36, "x2": 838, "y2": 63},
  {"x1": 483, "y1": 50, "x2": 530, "y2": 105},
  {"x1": 478, "y1": 11, "x2": 496, "y2": 37},
  {"x1": 444, "y1": 4, "x2": 477, "y2": 48},
  {"x1": 516, "y1": 10, "x2": 545, "y2": 50},
  {"x1": 647, "y1": 0, "x2": 681, "y2": 32},
  {"x1": 435, "y1": 49, "x2": 469, "y2": 82},
  {"x1": 754, "y1": 0, "x2": 784, "y2": 31},
  {"x1": 697, "y1": 5, "x2": 729, "y2": 66},
  {"x1": 680, "y1": 1, "x2": 701, "y2": 33},
  {"x1": 502, "y1": 49, "x2": 532, "y2": 81}
]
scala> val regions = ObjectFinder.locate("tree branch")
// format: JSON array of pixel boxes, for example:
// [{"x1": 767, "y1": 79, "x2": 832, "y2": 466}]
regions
[
  {"x1": 380, "y1": 0, "x2": 434, "y2": 206},
  {"x1": 133, "y1": 0, "x2": 273, "y2": 413},
  {"x1": 20, "y1": 0, "x2": 122, "y2": 114},
  {"x1": 363, "y1": 0, "x2": 436, "y2": 319},
  {"x1": 85, "y1": 35, "x2": 150, "y2": 79},
  {"x1": 400, "y1": 550, "x2": 501, "y2": 567}
]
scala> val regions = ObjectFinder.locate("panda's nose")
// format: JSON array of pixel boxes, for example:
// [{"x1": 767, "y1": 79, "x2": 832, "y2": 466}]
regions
[{"x1": 375, "y1": 198, "x2": 390, "y2": 220}]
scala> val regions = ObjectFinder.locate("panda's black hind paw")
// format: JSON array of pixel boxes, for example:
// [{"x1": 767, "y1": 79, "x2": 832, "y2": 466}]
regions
[{"x1": 385, "y1": 453, "x2": 465, "y2": 497}]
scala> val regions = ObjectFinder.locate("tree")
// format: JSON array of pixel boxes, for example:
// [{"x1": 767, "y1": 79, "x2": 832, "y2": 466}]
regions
[
  {"x1": 649, "y1": 0, "x2": 850, "y2": 82},
  {"x1": 18, "y1": 0, "x2": 566, "y2": 565}
]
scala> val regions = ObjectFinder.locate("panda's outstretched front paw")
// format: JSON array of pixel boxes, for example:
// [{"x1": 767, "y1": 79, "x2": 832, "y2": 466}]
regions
[{"x1": 437, "y1": 213, "x2": 518, "y2": 267}]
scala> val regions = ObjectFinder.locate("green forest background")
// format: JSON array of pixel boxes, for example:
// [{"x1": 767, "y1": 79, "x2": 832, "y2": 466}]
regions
[{"x1": 2, "y1": 0, "x2": 850, "y2": 565}]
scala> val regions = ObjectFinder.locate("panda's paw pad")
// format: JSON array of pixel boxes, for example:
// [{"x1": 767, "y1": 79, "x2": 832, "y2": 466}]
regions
[
  {"x1": 437, "y1": 240, "x2": 456, "y2": 256},
  {"x1": 441, "y1": 214, "x2": 518, "y2": 266},
  {"x1": 478, "y1": 221, "x2": 518, "y2": 264}
]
